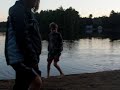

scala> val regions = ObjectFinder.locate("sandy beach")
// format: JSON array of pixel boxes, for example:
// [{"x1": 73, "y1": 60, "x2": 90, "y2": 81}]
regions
[{"x1": 1, "y1": 70, "x2": 120, "y2": 90}]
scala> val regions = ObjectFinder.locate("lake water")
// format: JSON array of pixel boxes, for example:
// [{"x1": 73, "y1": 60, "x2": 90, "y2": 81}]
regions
[{"x1": 1, "y1": 35, "x2": 120, "y2": 80}]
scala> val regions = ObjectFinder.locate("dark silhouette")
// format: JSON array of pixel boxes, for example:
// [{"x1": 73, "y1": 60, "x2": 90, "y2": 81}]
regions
[
  {"x1": 5, "y1": 0, "x2": 42, "y2": 90},
  {"x1": 47, "y1": 22, "x2": 64, "y2": 78}
]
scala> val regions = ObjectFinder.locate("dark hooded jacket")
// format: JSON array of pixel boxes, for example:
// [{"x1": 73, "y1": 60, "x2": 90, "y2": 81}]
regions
[{"x1": 5, "y1": 0, "x2": 42, "y2": 65}]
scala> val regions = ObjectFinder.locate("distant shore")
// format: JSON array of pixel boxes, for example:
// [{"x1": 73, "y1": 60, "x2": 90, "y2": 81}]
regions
[{"x1": 1, "y1": 70, "x2": 120, "y2": 90}]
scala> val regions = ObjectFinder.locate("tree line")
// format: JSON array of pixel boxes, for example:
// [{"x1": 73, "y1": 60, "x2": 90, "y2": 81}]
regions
[{"x1": 1, "y1": 7, "x2": 120, "y2": 40}]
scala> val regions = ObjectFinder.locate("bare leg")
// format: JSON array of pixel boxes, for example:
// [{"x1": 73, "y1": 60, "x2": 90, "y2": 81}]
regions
[
  {"x1": 47, "y1": 60, "x2": 52, "y2": 78},
  {"x1": 53, "y1": 61, "x2": 64, "y2": 76},
  {"x1": 29, "y1": 75, "x2": 42, "y2": 90}
]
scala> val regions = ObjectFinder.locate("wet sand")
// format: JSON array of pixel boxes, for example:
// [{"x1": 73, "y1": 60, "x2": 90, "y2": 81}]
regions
[{"x1": 1, "y1": 70, "x2": 120, "y2": 90}]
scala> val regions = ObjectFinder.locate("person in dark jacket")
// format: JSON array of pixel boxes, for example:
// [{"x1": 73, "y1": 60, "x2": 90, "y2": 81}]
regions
[
  {"x1": 5, "y1": 0, "x2": 42, "y2": 90},
  {"x1": 47, "y1": 22, "x2": 64, "y2": 78}
]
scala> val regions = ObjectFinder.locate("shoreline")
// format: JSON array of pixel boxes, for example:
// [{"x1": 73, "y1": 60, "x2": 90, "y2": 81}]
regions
[{"x1": 1, "y1": 70, "x2": 120, "y2": 90}]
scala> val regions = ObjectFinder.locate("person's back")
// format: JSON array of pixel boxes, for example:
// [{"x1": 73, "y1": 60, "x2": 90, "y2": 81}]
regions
[
  {"x1": 5, "y1": 0, "x2": 42, "y2": 90},
  {"x1": 6, "y1": 0, "x2": 42, "y2": 65}
]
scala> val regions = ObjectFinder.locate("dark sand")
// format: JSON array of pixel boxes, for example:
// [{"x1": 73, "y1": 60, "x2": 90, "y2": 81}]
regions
[{"x1": 1, "y1": 70, "x2": 120, "y2": 90}]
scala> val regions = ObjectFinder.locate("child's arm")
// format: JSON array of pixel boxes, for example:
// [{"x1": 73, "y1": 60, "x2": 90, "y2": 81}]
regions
[{"x1": 58, "y1": 33, "x2": 63, "y2": 51}]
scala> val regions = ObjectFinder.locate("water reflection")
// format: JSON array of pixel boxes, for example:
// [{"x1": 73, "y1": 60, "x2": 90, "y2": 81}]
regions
[{"x1": 1, "y1": 35, "x2": 120, "y2": 80}]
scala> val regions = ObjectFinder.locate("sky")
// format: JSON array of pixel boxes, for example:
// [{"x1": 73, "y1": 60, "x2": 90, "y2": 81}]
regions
[{"x1": 1, "y1": 0, "x2": 120, "y2": 21}]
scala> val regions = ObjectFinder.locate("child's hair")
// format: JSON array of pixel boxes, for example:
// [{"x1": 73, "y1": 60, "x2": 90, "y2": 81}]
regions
[{"x1": 49, "y1": 22, "x2": 58, "y2": 30}]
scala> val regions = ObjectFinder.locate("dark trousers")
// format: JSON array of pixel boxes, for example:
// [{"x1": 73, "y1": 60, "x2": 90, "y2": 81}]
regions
[{"x1": 12, "y1": 63, "x2": 41, "y2": 90}]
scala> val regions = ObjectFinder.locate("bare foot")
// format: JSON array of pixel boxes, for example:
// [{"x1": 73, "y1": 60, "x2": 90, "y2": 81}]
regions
[
  {"x1": 47, "y1": 75, "x2": 50, "y2": 78},
  {"x1": 60, "y1": 74, "x2": 64, "y2": 77},
  {"x1": 57, "y1": 74, "x2": 64, "y2": 79}
]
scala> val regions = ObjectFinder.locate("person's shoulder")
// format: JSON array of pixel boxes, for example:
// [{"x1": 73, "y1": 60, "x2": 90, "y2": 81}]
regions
[
  {"x1": 56, "y1": 32, "x2": 61, "y2": 36},
  {"x1": 48, "y1": 32, "x2": 53, "y2": 37},
  {"x1": 14, "y1": 1, "x2": 24, "y2": 8},
  {"x1": 49, "y1": 32, "x2": 52, "y2": 35},
  {"x1": 53, "y1": 32, "x2": 59, "y2": 34},
  {"x1": 49, "y1": 32, "x2": 61, "y2": 36},
  {"x1": 9, "y1": 1, "x2": 24, "y2": 15}
]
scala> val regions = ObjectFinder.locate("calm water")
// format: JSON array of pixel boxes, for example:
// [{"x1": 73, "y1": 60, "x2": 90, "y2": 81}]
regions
[{"x1": 1, "y1": 35, "x2": 120, "y2": 80}]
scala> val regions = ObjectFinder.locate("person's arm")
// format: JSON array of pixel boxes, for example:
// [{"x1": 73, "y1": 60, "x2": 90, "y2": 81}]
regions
[
  {"x1": 58, "y1": 33, "x2": 63, "y2": 51},
  {"x1": 10, "y1": 6, "x2": 38, "y2": 64},
  {"x1": 47, "y1": 34, "x2": 50, "y2": 51}
]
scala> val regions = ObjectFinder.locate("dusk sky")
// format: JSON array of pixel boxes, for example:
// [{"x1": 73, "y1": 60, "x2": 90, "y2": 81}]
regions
[{"x1": 1, "y1": 0, "x2": 120, "y2": 21}]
